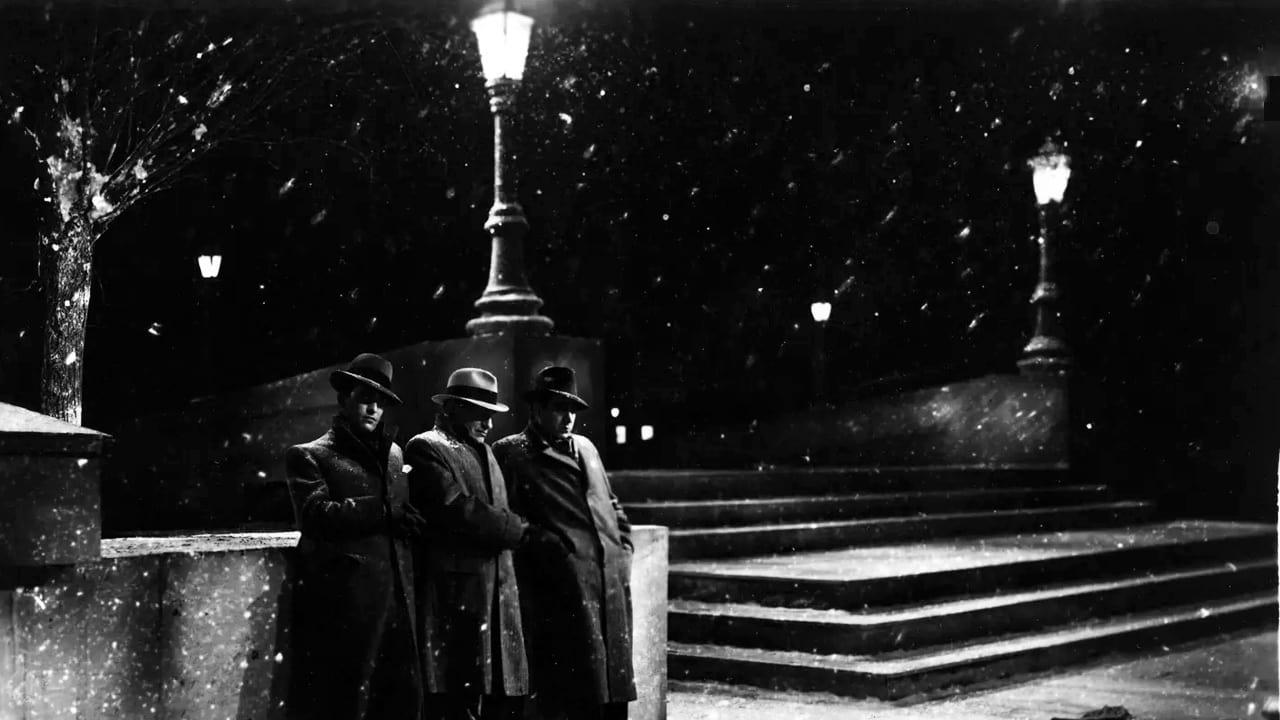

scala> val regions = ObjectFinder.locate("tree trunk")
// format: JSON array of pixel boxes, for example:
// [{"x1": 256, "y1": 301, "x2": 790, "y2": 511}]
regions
[{"x1": 39, "y1": 217, "x2": 95, "y2": 426}]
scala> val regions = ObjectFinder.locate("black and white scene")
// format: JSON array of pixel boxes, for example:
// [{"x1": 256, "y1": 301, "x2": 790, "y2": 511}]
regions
[{"x1": 0, "y1": 0, "x2": 1277, "y2": 717}]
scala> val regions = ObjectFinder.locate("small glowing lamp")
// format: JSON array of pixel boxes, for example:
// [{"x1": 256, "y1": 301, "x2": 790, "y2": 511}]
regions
[
  {"x1": 197, "y1": 254, "x2": 223, "y2": 279},
  {"x1": 1028, "y1": 140, "x2": 1071, "y2": 205},
  {"x1": 810, "y1": 301, "x2": 832, "y2": 324},
  {"x1": 471, "y1": 11, "x2": 535, "y2": 83}
]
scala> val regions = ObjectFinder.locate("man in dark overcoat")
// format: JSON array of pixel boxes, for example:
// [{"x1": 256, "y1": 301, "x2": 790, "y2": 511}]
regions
[
  {"x1": 493, "y1": 366, "x2": 636, "y2": 720},
  {"x1": 407, "y1": 368, "x2": 555, "y2": 720},
  {"x1": 284, "y1": 352, "x2": 427, "y2": 720}
]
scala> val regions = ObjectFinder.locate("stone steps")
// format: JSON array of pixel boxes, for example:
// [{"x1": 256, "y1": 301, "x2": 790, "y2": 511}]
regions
[
  {"x1": 667, "y1": 500, "x2": 1154, "y2": 559},
  {"x1": 668, "y1": 592, "x2": 1279, "y2": 700},
  {"x1": 611, "y1": 464, "x2": 1067, "y2": 502},
  {"x1": 670, "y1": 557, "x2": 1277, "y2": 654},
  {"x1": 625, "y1": 484, "x2": 1111, "y2": 527},
  {"x1": 670, "y1": 522, "x2": 1276, "y2": 608}
]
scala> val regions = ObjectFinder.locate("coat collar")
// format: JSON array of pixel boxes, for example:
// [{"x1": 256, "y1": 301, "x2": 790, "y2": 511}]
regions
[
  {"x1": 523, "y1": 425, "x2": 582, "y2": 473},
  {"x1": 332, "y1": 415, "x2": 396, "y2": 476}
]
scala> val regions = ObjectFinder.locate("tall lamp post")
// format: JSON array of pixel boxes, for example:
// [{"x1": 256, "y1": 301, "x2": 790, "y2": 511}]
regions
[
  {"x1": 1017, "y1": 140, "x2": 1073, "y2": 376},
  {"x1": 465, "y1": 7, "x2": 554, "y2": 337},
  {"x1": 196, "y1": 250, "x2": 222, "y2": 393},
  {"x1": 810, "y1": 301, "x2": 832, "y2": 405}
]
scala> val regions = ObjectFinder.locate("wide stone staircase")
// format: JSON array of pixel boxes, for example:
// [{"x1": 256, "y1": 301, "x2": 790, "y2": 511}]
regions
[{"x1": 611, "y1": 465, "x2": 1278, "y2": 699}]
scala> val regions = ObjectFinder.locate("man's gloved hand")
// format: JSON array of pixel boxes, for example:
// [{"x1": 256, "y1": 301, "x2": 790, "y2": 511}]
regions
[{"x1": 391, "y1": 502, "x2": 428, "y2": 539}]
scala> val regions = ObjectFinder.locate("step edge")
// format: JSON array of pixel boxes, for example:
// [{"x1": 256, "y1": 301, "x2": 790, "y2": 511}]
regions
[
  {"x1": 625, "y1": 485, "x2": 1111, "y2": 510},
  {"x1": 668, "y1": 558, "x2": 1278, "y2": 625},
  {"x1": 666, "y1": 592, "x2": 1277, "y2": 677},
  {"x1": 669, "y1": 500, "x2": 1154, "y2": 536}
]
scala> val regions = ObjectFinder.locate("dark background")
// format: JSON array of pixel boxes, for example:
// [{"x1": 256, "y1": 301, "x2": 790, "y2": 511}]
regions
[{"x1": 1, "y1": 0, "x2": 1276, "y2": 518}]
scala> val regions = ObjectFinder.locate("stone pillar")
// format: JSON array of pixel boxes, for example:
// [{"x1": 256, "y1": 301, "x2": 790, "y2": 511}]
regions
[{"x1": 630, "y1": 525, "x2": 669, "y2": 720}]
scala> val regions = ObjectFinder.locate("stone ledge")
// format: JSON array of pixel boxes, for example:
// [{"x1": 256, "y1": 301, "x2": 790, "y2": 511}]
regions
[{"x1": 102, "y1": 531, "x2": 301, "y2": 558}]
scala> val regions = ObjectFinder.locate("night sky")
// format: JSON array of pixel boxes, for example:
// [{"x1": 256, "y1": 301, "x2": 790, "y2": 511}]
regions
[{"x1": 0, "y1": 0, "x2": 1276, "y2": 510}]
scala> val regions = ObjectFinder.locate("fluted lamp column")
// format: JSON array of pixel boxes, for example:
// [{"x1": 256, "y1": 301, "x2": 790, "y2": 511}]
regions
[
  {"x1": 1017, "y1": 140, "x2": 1073, "y2": 375},
  {"x1": 465, "y1": 8, "x2": 554, "y2": 337}
]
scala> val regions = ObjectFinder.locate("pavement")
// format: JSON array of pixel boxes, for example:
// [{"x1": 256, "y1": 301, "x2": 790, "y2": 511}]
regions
[{"x1": 668, "y1": 630, "x2": 1279, "y2": 720}]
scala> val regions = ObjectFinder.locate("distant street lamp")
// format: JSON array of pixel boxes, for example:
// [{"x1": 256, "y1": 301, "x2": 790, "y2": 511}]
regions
[
  {"x1": 465, "y1": 6, "x2": 554, "y2": 337},
  {"x1": 197, "y1": 253, "x2": 222, "y2": 280},
  {"x1": 195, "y1": 251, "x2": 222, "y2": 393},
  {"x1": 810, "y1": 301, "x2": 832, "y2": 405},
  {"x1": 1018, "y1": 140, "x2": 1073, "y2": 376}
]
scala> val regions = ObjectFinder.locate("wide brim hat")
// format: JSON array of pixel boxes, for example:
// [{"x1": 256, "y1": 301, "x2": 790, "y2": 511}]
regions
[
  {"x1": 432, "y1": 367, "x2": 509, "y2": 413},
  {"x1": 329, "y1": 353, "x2": 403, "y2": 406},
  {"x1": 524, "y1": 365, "x2": 589, "y2": 410}
]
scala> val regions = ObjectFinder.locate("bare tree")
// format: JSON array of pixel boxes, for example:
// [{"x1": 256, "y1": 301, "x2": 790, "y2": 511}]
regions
[{"x1": 1, "y1": 5, "x2": 364, "y2": 424}]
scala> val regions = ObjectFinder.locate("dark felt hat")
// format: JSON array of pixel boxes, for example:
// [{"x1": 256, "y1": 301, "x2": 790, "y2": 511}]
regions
[
  {"x1": 329, "y1": 353, "x2": 403, "y2": 406},
  {"x1": 524, "y1": 366, "x2": 589, "y2": 410}
]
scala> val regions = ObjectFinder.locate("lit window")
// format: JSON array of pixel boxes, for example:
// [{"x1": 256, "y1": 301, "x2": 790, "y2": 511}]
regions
[
  {"x1": 614, "y1": 426, "x2": 627, "y2": 445},
  {"x1": 640, "y1": 425, "x2": 654, "y2": 441}
]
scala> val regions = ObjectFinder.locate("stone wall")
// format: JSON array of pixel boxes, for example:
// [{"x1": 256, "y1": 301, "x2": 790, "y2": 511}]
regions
[
  {"x1": 660, "y1": 373, "x2": 1073, "y2": 470},
  {"x1": 0, "y1": 527, "x2": 669, "y2": 720}
]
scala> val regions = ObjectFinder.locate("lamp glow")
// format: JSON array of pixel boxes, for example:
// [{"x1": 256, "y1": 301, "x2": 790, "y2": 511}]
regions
[
  {"x1": 640, "y1": 425, "x2": 654, "y2": 441},
  {"x1": 810, "y1": 301, "x2": 832, "y2": 324},
  {"x1": 470, "y1": 11, "x2": 534, "y2": 83},
  {"x1": 610, "y1": 407, "x2": 620, "y2": 418},
  {"x1": 197, "y1": 254, "x2": 222, "y2": 279},
  {"x1": 1028, "y1": 141, "x2": 1071, "y2": 205}
]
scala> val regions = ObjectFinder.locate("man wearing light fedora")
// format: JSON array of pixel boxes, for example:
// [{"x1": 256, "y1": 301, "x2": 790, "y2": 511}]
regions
[
  {"x1": 284, "y1": 353, "x2": 427, "y2": 720},
  {"x1": 494, "y1": 366, "x2": 636, "y2": 720},
  {"x1": 407, "y1": 368, "x2": 558, "y2": 720}
]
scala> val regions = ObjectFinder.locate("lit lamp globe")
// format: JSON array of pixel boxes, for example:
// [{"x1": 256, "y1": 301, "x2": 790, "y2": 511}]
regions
[
  {"x1": 470, "y1": 10, "x2": 534, "y2": 84},
  {"x1": 1028, "y1": 141, "x2": 1071, "y2": 205},
  {"x1": 810, "y1": 301, "x2": 832, "y2": 324},
  {"x1": 197, "y1": 254, "x2": 222, "y2": 280}
]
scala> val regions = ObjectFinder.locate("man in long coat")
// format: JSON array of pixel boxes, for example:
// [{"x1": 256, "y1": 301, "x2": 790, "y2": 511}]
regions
[
  {"x1": 493, "y1": 366, "x2": 636, "y2": 720},
  {"x1": 407, "y1": 368, "x2": 553, "y2": 720},
  {"x1": 284, "y1": 353, "x2": 427, "y2": 720}
]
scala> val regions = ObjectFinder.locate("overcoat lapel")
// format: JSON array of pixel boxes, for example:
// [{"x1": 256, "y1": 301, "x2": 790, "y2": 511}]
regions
[{"x1": 528, "y1": 429, "x2": 584, "y2": 474}]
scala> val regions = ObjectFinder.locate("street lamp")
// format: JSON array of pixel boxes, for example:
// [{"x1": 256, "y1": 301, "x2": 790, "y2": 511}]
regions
[
  {"x1": 810, "y1": 301, "x2": 832, "y2": 405},
  {"x1": 197, "y1": 253, "x2": 222, "y2": 279},
  {"x1": 195, "y1": 250, "x2": 221, "y2": 393},
  {"x1": 464, "y1": 6, "x2": 554, "y2": 337},
  {"x1": 1018, "y1": 139, "x2": 1073, "y2": 375}
]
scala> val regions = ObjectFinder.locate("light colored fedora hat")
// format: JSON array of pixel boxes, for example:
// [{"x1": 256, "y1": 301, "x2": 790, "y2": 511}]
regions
[{"x1": 432, "y1": 367, "x2": 509, "y2": 413}]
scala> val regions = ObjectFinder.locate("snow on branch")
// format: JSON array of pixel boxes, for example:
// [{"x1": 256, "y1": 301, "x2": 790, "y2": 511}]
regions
[{"x1": 1, "y1": 6, "x2": 375, "y2": 234}]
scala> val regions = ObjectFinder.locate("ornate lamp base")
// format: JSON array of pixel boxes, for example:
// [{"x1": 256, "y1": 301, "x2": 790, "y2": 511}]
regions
[
  {"x1": 1018, "y1": 335, "x2": 1073, "y2": 376},
  {"x1": 465, "y1": 313, "x2": 555, "y2": 337}
]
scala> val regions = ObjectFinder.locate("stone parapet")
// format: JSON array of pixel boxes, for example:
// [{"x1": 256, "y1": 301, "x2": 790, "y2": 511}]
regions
[{"x1": 0, "y1": 526, "x2": 668, "y2": 720}]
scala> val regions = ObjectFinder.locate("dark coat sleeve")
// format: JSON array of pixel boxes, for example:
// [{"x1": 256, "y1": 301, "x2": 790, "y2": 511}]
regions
[
  {"x1": 610, "y1": 485, "x2": 633, "y2": 550},
  {"x1": 584, "y1": 438, "x2": 633, "y2": 549},
  {"x1": 285, "y1": 445, "x2": 387, "y2": 539},
  {"x1": 406, "y1": 437, "x2": 527, "y2": 550}
]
